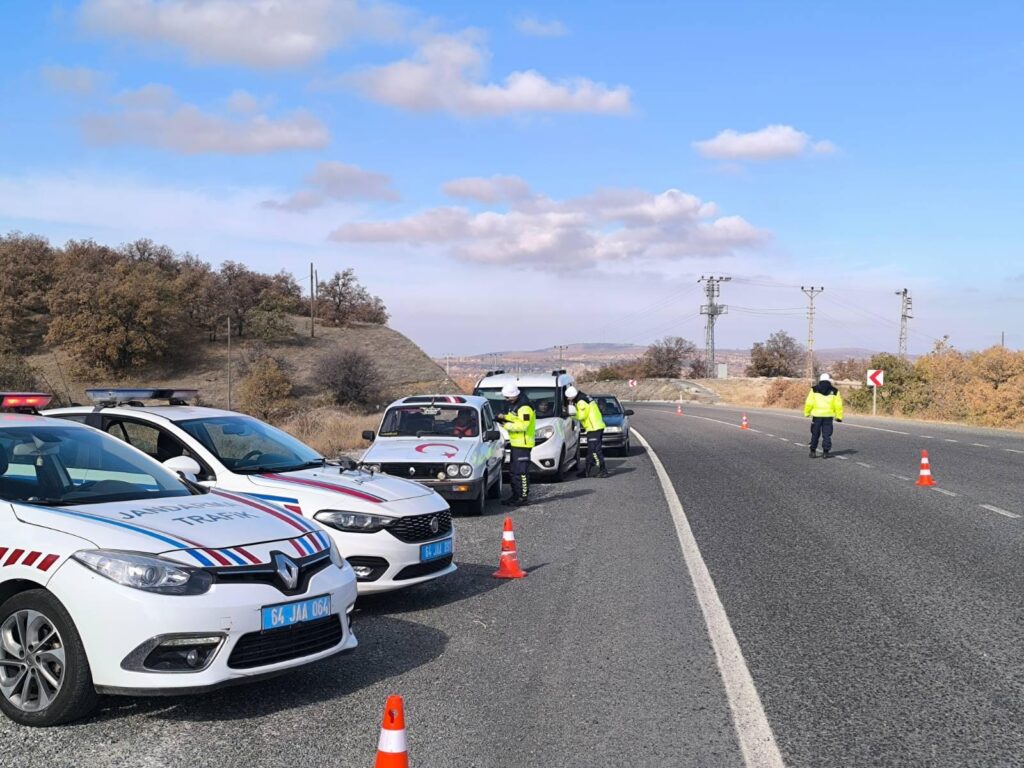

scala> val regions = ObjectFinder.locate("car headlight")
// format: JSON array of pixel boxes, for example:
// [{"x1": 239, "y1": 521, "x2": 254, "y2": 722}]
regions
[
  {"x1": 536, "y1": 426, "x2": 555, "y2": 441},
  {"x1": 314, "y1": 510, "x2": 397, "y2": 533},
  {"x1": 446, "y1": 464, "x2": 460, "y2": 478},
  {"x1": 605, "y1": 425, "x2": 622, "y2": 433},
  {"x1": 362, "y1": 463, "x2": 381, "y2": 473},
  {"x1": 73, "y1": 550, "x2": 213, "y2": 595},
  {"x1": 459, "y1": 463, "x2": 472, "y2": 477},
  {"x1": 327, "y1": 538, "x2": 347, "y2": 569}
]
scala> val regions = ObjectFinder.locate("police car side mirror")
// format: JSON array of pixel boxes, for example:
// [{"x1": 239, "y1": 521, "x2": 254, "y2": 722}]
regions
[
  {"x1": 362, "y1": 430, "x2": 375, "y2": 442},
  {"x1": 163, "y1": 455, "x2": 202, "y2": 483},
  {"x1": 484, "y1": 429, "x2": 501, "y2": 442},
  {"x1": 567, "y1": 405, "x2": 576, "y2": 416},
  {"x1": 625, "y1": 409, "x2": 635, "y2": 416}
]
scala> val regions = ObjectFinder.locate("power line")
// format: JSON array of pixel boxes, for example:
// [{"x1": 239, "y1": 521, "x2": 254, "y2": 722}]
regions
[
  {"x1": 699, "y1": 275, "x2": 731, "y2": 378},
  {"x1": 896, "y1": 288, "x2": 913, "y2": 359},
  {"x1": 801, "y1": 286, "x2": 824, "y2": 378}
]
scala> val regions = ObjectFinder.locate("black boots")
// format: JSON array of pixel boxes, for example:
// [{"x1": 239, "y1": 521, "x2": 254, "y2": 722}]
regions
[{"x1": 809, "y1": 448, "x2": 817, "y2": 458}]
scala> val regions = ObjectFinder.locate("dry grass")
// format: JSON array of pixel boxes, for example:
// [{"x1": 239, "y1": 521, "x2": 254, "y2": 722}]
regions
[
  {"x1": 763, "y1": 379, "x2": 814, "y2": 408},
  {"x1": 277, "y1": 407, "x2": 381, "y2": 457}
]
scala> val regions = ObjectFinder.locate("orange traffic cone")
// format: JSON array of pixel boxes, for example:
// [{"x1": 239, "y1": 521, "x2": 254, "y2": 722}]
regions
[
  {"x1": 493, "y1": 516, "x2": 527, "y2": 579},
  {"x1": 374, "y1": 695, "x2": 409, "y2": 768},
  {"x1": 741, "y1": 413, "x2": 749, "y2": 430},
  {"x1": 675, "y1": 403, "x2": 683, "y2": 416},
  {"x1": 915, "y1": 450, "x2": 936, "y2": 486}
]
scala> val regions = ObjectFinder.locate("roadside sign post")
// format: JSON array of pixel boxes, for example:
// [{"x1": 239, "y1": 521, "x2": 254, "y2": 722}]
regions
[{"x1": 867, "y1": 369, "x2": 885, "y2": 416}]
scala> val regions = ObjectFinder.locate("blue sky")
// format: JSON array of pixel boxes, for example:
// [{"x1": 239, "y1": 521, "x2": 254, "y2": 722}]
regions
[{"x1": 1, "y1": 0, "x2": 1021, "y2": 356}]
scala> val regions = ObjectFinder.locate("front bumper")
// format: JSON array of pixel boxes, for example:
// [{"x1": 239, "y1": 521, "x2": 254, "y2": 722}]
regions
[
  {"x1": 49, "y1": 559, "x2": 359, "y2": 693},
  {"x1": 417, "y1": 476, "x2": 485, "y2": 500},
  {"x1": 331, "y1": 526, "x2": 457, "y2": 595},
  {"x1": 502, "y1": 437, "x2": 572, "y2": 476},
  {"x1": 581, "y1": 430, "x2": 626, "y2": 448}
]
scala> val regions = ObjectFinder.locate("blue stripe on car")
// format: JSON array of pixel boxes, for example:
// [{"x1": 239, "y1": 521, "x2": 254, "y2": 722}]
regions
[{"x1": 248, "y1": 492, "x2": 300, "y2": 504}]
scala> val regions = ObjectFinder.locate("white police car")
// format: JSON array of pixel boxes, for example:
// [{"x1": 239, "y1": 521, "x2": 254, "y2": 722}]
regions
[
  {"x1": 0, "y1": 393, "x2": 357, "y2": 726},
  {"x1": 360, "y1": 396, "x2": 504, "y2": 515},
  {"x1": 473, "y1": 371, "x2": 581, "y2": 480},
  {"x1": 47, "y1": 390, "x2": 455, "y2": 594}
]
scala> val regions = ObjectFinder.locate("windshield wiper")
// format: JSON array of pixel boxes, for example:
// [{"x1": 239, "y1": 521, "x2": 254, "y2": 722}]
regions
[
  {"x1": 22, "y1": 498, "x2": 72, "y2": 507},
  {"x1": 273, "y1": 459, "x2": 327, "y2": 473}
]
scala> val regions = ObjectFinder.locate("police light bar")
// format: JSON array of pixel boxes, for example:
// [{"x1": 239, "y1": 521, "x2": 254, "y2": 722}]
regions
[
  {"x1": 85, "y1": 388, "x2": 198, "y2": 404},
  {"x1": 0, "y1": 393, "x2": 53, "y2": 409}
]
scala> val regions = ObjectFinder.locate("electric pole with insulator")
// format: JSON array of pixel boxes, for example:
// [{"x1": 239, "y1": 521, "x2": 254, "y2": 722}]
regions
[
  {"x1": 699, "y1": 276, "x2": 731, "y2": 378},
  {"x1": 896, "y1": 288, "x2": 913, "y2": 359},
  {"x1": 801, "y1": 286, "x2": 824, "y2": 378}
]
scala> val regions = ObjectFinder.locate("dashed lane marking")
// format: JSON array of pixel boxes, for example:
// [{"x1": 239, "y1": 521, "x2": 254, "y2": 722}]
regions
[
  {"x1": 921, "y1": 435, "x2": 935, "y2": 439},
  {"x1": 932, "y1": 488, "x2": 958, "y2": 497},
  {"x1": 979, "y1": 504, "x2": 1021, "y2": 519},
  {"x1": 971, "y1": 443, "x2": 989, "y2": 448},
  {"x1": 1005, "y1": 449, "x2": 1024, "y2": 455},
  {"x1": 633, "y1": 429, "x2": 786, "y2": 768},
  {"x1": 892, "y1": 474, "x2": 912, "y2": 481},
  {"x1": 944, "y1": 439, "x2": 959, "y2": 443},
  {"x1": 856, "y1": 462, "x2": 873, "y2": 468}
]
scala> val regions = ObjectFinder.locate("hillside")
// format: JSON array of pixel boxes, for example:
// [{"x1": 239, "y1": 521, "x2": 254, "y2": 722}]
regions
[{"x1": 27, "y1": 315, "x2": 460, "y2": 409}]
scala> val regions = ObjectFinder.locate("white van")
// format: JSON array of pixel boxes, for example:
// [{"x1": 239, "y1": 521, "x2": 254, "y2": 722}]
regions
[{"x1": 473, "y1": 370, "x2": 581, "y2": 481}]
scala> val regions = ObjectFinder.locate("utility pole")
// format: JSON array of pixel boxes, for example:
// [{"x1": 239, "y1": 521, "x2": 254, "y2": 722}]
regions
[
  {"x1": 443, "y1": 353, "x2": 453, "y2": 376},
  {"x1": 801, "y1": 286, "x2": 824, "y2": 378},
  {"x1": 309, "y1": 263, "x2": 316, "y2": 338},
  {"x1": 226, "y1": 316, "x2": 232, "y2": 410},
  {"x1": 554, "y1": 345, "x2": 568, "y2": 366},
  {"x1": 698, "y1": 276, "x2": 731, "y2": 378},
  {"x1": 896, "y1": 288, "x2": 913, "y2": 359}
]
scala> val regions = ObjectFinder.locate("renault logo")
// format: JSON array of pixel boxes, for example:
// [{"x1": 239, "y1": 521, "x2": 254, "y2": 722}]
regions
[
  {"x1": 273, "y1": 552, "x2": 300, "y2": 591},
  {"x1": 408, "y1": 467, "x2": 416, "y2": 476},
  {"x1": 429, "y1": 516, "x2": 440, "y2": 534}
]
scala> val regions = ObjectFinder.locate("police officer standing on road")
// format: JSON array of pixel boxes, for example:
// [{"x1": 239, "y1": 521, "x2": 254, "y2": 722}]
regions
[
  {"x1": 567, "y1": 387, "x2": 609, "y2": 479},
  {"x1": 496, "y1": 383, "x2": 535, "y2": 506},
  {"x1": 805, "y1": 373, "x2": 844, "y2": 459}
]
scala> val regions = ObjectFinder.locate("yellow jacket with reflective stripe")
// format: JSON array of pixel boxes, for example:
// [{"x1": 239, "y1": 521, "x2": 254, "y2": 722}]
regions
[
  {"x1": 575, "y1": 400, "x2": 606, "y2": 432},
  {"x1": 504, "y1": 402, "x2": 536, "y2": 448},
  {"x1": 804, "y1": 387, "x2": 844, "y2": 419}
]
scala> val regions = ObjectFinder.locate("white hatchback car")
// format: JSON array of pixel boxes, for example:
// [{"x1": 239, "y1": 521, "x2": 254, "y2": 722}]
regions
[
  {"x1": 47, "y1": 390, "x2": 456, "y2": 595},
  {"x1": 0, "y1": 393, "x2": 358, "y2": 726},
  {"x1": 360, "y1": 396, "x2": 504, "y2": 515}
]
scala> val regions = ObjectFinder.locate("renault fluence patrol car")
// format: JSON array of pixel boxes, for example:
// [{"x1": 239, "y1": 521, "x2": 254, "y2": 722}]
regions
[
  {"x1": 473, "y1": 371, "x2": 581, "y2": 480},
  {"x1": 0, "y1": 393, "x2": 357, "y2": 727},
  {"x1": 47, "y1": 390, "x2": 455, "y2": 594},
  {"x1": 360, "y1": 396, "x2": 504, "y2": 515}
]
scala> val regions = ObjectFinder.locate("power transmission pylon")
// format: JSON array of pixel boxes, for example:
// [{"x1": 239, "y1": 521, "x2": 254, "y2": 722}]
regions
[
  {"x1": 896, "y1": 288, "x2": 913, "y2": 359},
  {"x1": 699, "y1": 276, "x2": 731, "y2": 378},
  {"x1": 554, "y1": 345, "x2": 568, "y2": 365},
  {"x1": 801, "y1": 286, "x2": 824, "y2": 378}
]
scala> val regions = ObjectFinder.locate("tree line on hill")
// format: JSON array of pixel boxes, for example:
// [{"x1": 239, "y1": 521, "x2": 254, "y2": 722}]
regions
[{"x1": 0, "y1": 231, "x2": 387, "y2": 380}]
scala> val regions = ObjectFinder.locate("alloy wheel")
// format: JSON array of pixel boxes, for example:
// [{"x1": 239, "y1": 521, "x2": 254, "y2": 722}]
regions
[{"x1": 0, "y1": 609, "x2": 66, "y2": 712}]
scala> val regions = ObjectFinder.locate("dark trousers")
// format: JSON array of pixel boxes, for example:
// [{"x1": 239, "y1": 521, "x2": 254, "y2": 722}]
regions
[
  {"x1": 586, "y1": 430, "x2": 605, "y2": 474},
  {"x1": 509, "y1": 446, "x2": 531, "y2": 500},
  {"x1": 810, "y1": 417, "x2": 834, "y2": 452}
]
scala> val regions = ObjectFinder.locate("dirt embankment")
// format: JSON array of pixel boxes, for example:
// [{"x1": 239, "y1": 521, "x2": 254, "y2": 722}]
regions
[
  {"x1": 594, "y1": 377, "x2": 860, "y2": 410},
  {"x1": 579, "y1": 378, "x2": 720, "y2": 403}
]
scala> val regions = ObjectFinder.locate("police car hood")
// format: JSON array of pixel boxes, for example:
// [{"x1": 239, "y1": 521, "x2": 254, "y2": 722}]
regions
[
  {"x1": 361, "y1": 438, "x2": 475, "y2": 466},
  {"x1": 246, "y1": 465, "x2": 433, "y2": 503},
  {"x1": 496, "y1": 416, "x2": 559, "y2": 439},
  {"x1": 12, "y1": 489, "x2": 324, "y2": 554}
]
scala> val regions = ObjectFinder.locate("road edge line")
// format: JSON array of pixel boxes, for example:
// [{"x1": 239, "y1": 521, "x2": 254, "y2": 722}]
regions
[{"x1": 633, "y1": 429, "x2": 786, "y2": 768}]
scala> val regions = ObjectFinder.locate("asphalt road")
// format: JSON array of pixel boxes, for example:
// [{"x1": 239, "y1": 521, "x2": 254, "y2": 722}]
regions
[
  {"x1": 631, "y1": 402, "x2": 1024, "y2": 767},
  {"x1": 3, "y1": 447, "x2": 745, "y2": 768}
]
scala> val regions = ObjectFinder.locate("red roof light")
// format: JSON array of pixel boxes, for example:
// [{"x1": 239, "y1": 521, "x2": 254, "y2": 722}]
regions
[{"x1": 1, "y1": 393, "x2": 53, "y2": 409}]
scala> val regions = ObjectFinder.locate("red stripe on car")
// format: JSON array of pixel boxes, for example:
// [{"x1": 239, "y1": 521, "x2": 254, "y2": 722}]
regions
[
  {"x1": 4, "y1": 549, "x2": 25, "y2": 566},
  {"x1": 283, "y1": 503, "x2": 303, "y2": 516},
  {"x1": 212, "y1": 490, "x2": 309, "y2": 533},
  {"x1": 289, "y1": 539, "x2": 306, "y2": 556},
  {"x1": 234, "y1": 546, "x2": 261, "y2": 564},
  {"x1": 37, "y1": 554, "x2": 59, "y2": 572},
  {"x1": 22, "y1": 551, "x2": 41, "y2": 567},
  {"x1": 260, "y1": 473, "x2": 384, "y2": 503},
  {"x1": 204, "y1": 548, "x2": 231, "y2": 566}
]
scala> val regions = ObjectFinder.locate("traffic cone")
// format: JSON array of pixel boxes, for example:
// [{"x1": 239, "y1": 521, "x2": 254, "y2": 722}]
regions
[
  {"x1": 741, "y1": 414, "x2": 749, "y2": 430},
  {"x1": 374, "y1": 695, "x2": 409, "y2": 768},
  {"x1": 675, "y1": 403, "x2": 683, "y2": 416},
  {"x1": 493, "y1": 516, "x2": 527, "y2": 579},
  {"x1": 915, "y1": 450, "x2": 936, "y2": 486}
]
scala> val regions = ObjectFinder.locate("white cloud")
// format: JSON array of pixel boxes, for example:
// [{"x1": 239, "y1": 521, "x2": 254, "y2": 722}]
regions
[
  {"x1": 515, "y1": 16, "x2": 568, "y2": 37},
  {"x1": 344, "y1": 33, "x2": 631, "y2": 116},
  {"x1": 82, "y1": 85, "x2": 329, "y2": 154},
  {"x1": 441, "y1": 175, "x2": 533, "y2": 203},
  {"x1": 41, "y1": 65, "x2": 106, "y2": 95},
  {"x1": 79, "y1": 0, "x2": 409, "y2": 69},
  {"x1": 693, "y1": 124, "x2": 836, "y2": 161},
  {"x1": 263, "y1": 161, "x2": 399, "y2": 211},
  {"x1": 329, "y1": 183, "x2": 767, "y2": 270}
]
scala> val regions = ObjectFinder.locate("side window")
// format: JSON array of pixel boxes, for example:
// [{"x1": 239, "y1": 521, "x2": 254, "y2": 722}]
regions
[
  {"x1": 105, "y1": 420, "x2": 185, "y2": 463},
  {"x1": 482, "y1": 405, "x2": 494, "y2": 431}
]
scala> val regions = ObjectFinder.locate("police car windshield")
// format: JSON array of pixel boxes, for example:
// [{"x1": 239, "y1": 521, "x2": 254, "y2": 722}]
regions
[
  {"x1": 177, "y1": 415, "x2": 323, "y2": 473},
  {"x1": 595, "y1": 397, "x2": 623, "y2": 415},
  {"x1": 379, "y1": 405, "x2": 479, "y2": 438},
  {"x1": 0, "y1": 424, "x2": 190, "y2": 506},
  {"x1": 476, "y1": 387, "x2": 561, "y2": 419}
]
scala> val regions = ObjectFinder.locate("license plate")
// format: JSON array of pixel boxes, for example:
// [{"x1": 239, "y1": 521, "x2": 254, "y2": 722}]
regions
[
  {"x1": 420, "y1": 538, "x2": 453, "y2": 562},
  {"x1": 261, "y1": 594, "x2": 332, "y2": 631}
]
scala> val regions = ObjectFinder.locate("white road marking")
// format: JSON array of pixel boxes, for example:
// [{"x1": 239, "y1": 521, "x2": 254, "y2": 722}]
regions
[
  {"x1": 835, "y1": 455, "x2": 849, "y2": 460},
  {"x1": 921, "y1": 435, "x2": 935, "y2": 439},
  {"x1": 932, "y1": 488, "x2": 957, "y2": 497},
  {"x1": 892, "y1": 475, "x2": 912, "y2": 481},
  {"x1": 633, "y1": 430, "x2": 785, "y2": 768},
  {"x1": 856, "y1": 462, "x2": 873, "y2": 468},
  {"x1": 979, "y1": 504, "x2": 1021, "y2": 519},
  {"x1": 1005, "y1": 449, "x2": 1024, "y2": 454},
  {"x1": 944, "y1": 439, "x2": 958, "y2": 443},
  {"x1": 779, "y1": 438, "x2": 790, "y2": 443},
  {"x1": 765, "y1": 433, "x2": 775, "y2": 437},
  {"x1": 971, "y1": 443, "x2": 989, "y2": 448}
]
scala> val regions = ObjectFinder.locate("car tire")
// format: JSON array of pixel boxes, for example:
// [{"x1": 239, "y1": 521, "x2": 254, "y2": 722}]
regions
[
  {"x1": 467, "y1": 482, "x2": 486, "y2": 516},
  {"x1": 0, "y1": 589, "x2": 98, "y2": 727},
  {"x1": 622, "y1": 437, "x2": 631, "y2": 456},
  {"x1": 552, "y1": 447, "x2": 567, "y2": 483},
  {"x1": 487, "y1": 469, "x2": 503, "y2": 500}
]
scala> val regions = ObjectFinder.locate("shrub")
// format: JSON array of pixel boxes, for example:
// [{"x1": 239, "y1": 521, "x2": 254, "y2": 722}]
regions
[
  {"x1": 315, "y1": 348, "x2": 384, "y2": 408},
  {"x1": 748, "y1": 330, "x2": 804, "y2": 377},
  {"x1": 237, "y1": 356, "x2": 293, "y2": 421},
  {"x1": 0, "y1": 340, "x2": 41, "y2": 391},
  {"x1": 278, "y1": 407, "x2": 381, "y2": 457},
  {"x1": 763, "y1": 378, "x2": 812, "y2": 409}
]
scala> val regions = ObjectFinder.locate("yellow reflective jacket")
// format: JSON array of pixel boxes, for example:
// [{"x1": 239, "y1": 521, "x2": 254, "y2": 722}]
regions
[
  {"x1": 575, "y1": 400, "x2": 606, "y2": 432},
  {"x1": 504, "y1": 402, "x2": 536, "y2": 448},
  {"x1": 804, "y1": 384, "x2": 844, "y2": 419}
]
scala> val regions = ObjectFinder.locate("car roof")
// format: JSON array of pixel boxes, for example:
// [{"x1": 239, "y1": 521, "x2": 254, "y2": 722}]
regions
[
  {"x1": 589, "y1": 394, "x2": 621, "y2": 400},
  {"x1": 0, "y1": 413, "x2": 93, "y2": 428},
  {"x1": 385, "y1": 395, "x2": 489, "y2": 409},
  {"x1": 475, "y1": 373, "x2": 574, "y2": 388},
  {"x1": 45, "y1": 404, "x2": 243, "y2": 423}
]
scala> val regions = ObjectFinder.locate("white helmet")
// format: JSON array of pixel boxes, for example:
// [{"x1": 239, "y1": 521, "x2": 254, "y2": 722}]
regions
[
  {"x1": 564, "y1": 385, "x2": 578, "y2": 400},
  {"x1": 819, "y1": 373, "x2": 832, "y2": 382},
  {"x1": 501, "y1": 383, "x2": 520, "y2": 399}
]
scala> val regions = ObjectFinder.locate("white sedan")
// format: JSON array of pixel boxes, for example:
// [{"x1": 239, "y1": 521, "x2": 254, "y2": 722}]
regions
[
  {"x1": 47, "y1": 389, "x2": 456, "y2": 594},
  {"x1": 0, "y1": 393, "x2": 357, "y2": 726}
]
